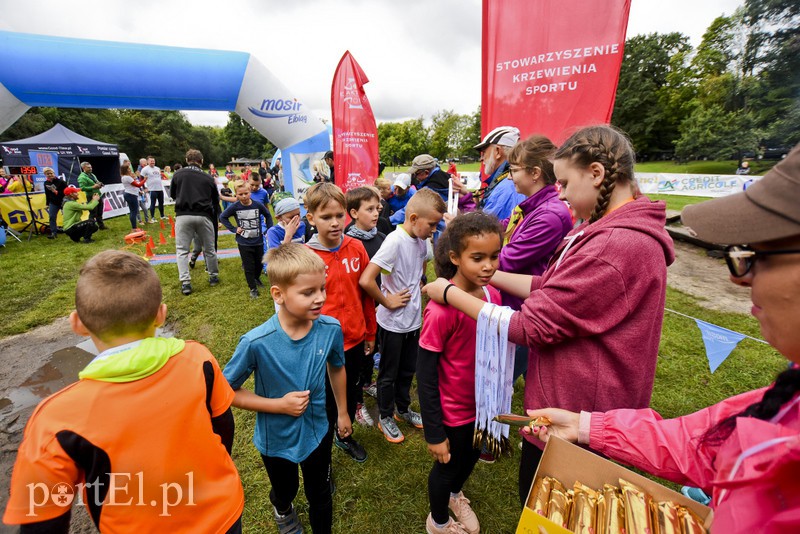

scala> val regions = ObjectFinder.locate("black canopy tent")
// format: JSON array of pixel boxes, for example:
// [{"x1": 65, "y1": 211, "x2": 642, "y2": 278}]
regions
[{"x1": 0, "y1": 123, "x2": 119, "y2": 186}]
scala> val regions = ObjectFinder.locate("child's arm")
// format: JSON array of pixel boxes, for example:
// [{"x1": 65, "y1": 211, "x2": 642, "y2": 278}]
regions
[
  {"x1": 490, "y1": 271, "x2": 535, "y2": 299},
  {"x1": 359, "y1": 262, "x2": 411, "y2": 310},
  {"x1": 259, "y1": 202, "x2": 274, "y2": 228},
  {"x1": 417, "y1": 347, "x2": 450, "y2": 463},
  {"x1": 231, "y1": 388, "x2": 310, "y2": 417},
  {"x1": 219, "y1": 204, "x2": 238, "y2": 233},
  {"x1": 326, "y1": 363, "x2": 352, "y2": 439}
]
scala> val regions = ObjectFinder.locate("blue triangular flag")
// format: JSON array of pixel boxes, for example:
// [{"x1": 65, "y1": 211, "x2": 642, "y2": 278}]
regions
[{"x1": 695, "y1": 319, "x2": 746, "y2": 373}]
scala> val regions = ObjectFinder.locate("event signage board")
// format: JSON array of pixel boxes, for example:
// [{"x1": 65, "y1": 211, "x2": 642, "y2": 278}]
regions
[
  {"x1": 636, "y1": 173, "x2": 757, "y2": 197},
  {"x1": 481, "y1": 0, "x2": 630, "y2": 144},
  {"x1": 331, "y1": 51, "x2": 379, "y2": 192}
]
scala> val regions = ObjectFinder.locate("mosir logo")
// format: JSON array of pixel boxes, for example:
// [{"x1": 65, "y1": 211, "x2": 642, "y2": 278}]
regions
[{"x1": 248, "y1": 98, "x2": 308, "y2": 124}]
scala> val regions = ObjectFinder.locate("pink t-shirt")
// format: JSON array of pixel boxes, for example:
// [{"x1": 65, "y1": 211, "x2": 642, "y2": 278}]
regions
[{"x1": 419, "y1": 285, "x2": 501, "y2": 427}]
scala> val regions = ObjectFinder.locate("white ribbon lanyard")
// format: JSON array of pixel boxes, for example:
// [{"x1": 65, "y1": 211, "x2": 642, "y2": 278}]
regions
[
  {"x1": 447, "y1": 178, "x2": 459, "y2": 217},
  {"x1": 475, "y1": 295, "x2": 516, "y2": 455}
]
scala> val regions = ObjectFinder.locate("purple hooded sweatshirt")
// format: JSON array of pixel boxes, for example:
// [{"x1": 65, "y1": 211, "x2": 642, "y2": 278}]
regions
[
  {"x1": 498, "y1": 185, "x2": 573, "y2": 309},
  {"x1": 506, "y1": 196, "x2": 675, "y2": 447}
]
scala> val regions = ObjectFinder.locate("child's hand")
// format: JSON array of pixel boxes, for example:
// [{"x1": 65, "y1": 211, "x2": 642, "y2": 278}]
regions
[
  {"x1": 286, "y1": 215, "x2": 301, "y2": 234},
  {"x1": 337, "y1": 415, "x2": 352, "y2": 439},
  {"x1": 384, "y1": 289, "x2": 411, "y2": 309},
  {"x1": 427, "y1": 439, "x2": 451, "y2": 463},
  {"x1": 522, "y1": 408, "x2": 580, "y2": 444},
  {"x1": 236, "y1": 227, "x2": 244, "y2": 235},
  {"x1": 281, "y1": 390, "x2": 310, "y2": 417},
  {"x1": 421, "y1": 278, "x2": 449, "y2": 304},
  {"x1": 364, "y1": 340, "x2": 374, "y2": 354}
]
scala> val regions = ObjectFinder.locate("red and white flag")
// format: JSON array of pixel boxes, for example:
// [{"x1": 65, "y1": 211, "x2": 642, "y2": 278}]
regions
[
  {"x1": 331, "y1": 51, "x2": 379, "y2": 192},
  {"x1": 482, "y1": 0, "x2": 631, "y2": 144}
]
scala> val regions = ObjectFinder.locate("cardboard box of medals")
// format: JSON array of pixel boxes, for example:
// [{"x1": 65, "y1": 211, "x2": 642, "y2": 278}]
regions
[{"x1": 517, "y1": 436, "x2": 713, "y2": 534}]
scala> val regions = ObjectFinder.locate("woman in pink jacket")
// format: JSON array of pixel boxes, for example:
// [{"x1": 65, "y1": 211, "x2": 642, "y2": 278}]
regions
[{"x1": 528, "y1": 144, "x2": 800, "y2": 533}]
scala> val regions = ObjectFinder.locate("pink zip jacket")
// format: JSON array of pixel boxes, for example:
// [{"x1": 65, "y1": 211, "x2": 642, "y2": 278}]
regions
[{"x1": 585, "y1": 388, "x2": 800, "y2": 533}]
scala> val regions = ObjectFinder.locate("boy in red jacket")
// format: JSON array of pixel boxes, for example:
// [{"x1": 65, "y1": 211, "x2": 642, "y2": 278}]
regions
[{"x1": 305, "y1": 183, "x2": 376, "y2": 463}]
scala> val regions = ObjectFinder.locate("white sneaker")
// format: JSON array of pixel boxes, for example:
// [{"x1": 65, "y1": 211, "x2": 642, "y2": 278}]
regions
[{"x1": 355, "y1": 403, "x2": 374, "y2": 427}]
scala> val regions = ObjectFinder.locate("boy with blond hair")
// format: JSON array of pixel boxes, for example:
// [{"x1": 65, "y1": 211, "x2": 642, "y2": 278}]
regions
[
  {"x1": 360, "y1": 188, "x2": 446, "y2": 443},
  {"x1": 224, "y1": 243, "x2": 350, "y2": 534},
  {"x1": 303, "y1": 182, "x2": 376, "y2": 462},
  {"x1": 3, "y1": 250, "x2": 243, "y2": 533}
]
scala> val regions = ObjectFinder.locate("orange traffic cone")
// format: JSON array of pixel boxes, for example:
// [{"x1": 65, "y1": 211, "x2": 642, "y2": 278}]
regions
[
  {"x1": 159, "y1": 219, "x2": 165, "y2": 230},
  {"x1": 170, "y1": 223, "x2": 175, "y2": 238},
  {"x1": 145, "y1": 241, "x2": 154, "y2": 258},
  {"x1": 159, "y1": 232, "x2": 167, "y2": 245},
  {"x1": 148, "y1": 235, "x2": 155, "y2": 248},
  {"x1": 168, "y1": 215, "x2": 174, "y2": 226}
]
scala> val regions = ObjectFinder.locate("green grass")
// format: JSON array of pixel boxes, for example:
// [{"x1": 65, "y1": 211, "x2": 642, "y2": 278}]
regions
[
  {"x1": 0, "y1": 212, "x2": 784, "y2": 532},
  {"x1": 647, "y1": 194, "x2": 710, "y2": 212}
]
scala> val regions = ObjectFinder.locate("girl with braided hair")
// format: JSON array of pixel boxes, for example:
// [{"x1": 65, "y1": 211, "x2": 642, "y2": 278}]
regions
[
  {"x1": 526, "y1": 143, "x2": 800, "y2": 533},
  {"x1": 423, "y1": 125, "x2": 675, "y2": 504}
]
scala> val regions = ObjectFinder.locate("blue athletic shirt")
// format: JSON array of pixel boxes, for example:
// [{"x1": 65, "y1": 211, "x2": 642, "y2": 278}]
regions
[{"x1": 223, "y1": 314, "x2": 345, "y2": 462}]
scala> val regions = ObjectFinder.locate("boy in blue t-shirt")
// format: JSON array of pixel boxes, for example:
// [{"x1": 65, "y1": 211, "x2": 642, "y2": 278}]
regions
[
  {"x1": 219, "y1": 180, "x2": 273, "y2": 298},
  {"x1": 223, "y1": 243, "x2": 350, "y2": 534}
]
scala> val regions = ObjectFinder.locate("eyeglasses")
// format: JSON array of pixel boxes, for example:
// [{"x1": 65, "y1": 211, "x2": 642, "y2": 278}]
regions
[
  {"x1": 723, "y1": 245, "x2": 800, "y2": 277},
  {"x1": 508, "y1": 166, "x2": 530, "y2": 175}
]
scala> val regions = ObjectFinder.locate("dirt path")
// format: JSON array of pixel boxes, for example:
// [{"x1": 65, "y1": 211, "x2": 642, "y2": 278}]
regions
[{"x1": 0, "y1": 240, "x2": 751, "y2": 532}]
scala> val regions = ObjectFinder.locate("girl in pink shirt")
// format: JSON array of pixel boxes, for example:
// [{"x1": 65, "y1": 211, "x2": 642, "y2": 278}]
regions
[{"x1": 418, "y1": 212, "x2": 503, "y2": 534}]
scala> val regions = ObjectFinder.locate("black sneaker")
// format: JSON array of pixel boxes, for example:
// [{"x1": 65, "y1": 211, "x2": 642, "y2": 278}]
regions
[
  {"x1": 81, "y1": 238, "x2": 95, "y2": 243},
  {"x1": 273, "y1": 505, "x2": 304, "y2": 534},
  {"x1": 181, "y1": 283, "x2": 192, "y2": 296},
  {"x1": 249, "y1": 288, "x2": 259, "y2": 299},
  {"x1": 189, "y1": 255, "x2": 198, "y2": 269},
  {"x1": 334, "y1": 434, "x2": 367, "y2": 462},
  {"x1": 209, "y1": 275, "x2": 220, "y2": 286}
]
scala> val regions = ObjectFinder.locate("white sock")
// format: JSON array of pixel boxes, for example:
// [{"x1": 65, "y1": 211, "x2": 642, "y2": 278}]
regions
[{"x1": 434, "y1": 518, "x2": 451, "y2": 529}]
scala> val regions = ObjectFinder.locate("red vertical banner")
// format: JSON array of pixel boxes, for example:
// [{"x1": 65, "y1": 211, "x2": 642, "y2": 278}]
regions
[
  {"x1": 482, "y1": 0, "x2": 630, "y2": 144},
  {"x1": 331, "y1": 51, "x2": 379, "y2": 192}
]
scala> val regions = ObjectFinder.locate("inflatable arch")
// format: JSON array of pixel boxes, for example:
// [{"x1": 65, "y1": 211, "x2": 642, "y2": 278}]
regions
[{"x1": 0, "y1": 30, "x2": 329, "y2": 197}]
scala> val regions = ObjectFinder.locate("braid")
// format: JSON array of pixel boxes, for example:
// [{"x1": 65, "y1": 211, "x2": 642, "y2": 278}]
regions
[
  {"x1": 701, "y1": 367, "x2": 800, "y2": 446},
  {"x1": 555, "y1": 125, "x2": 635, "y2": 223}
]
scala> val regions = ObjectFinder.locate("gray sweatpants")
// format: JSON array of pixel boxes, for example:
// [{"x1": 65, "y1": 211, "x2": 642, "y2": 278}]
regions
[{"x1": 176, "y1": 215, "x2": 218, "y2": 282}]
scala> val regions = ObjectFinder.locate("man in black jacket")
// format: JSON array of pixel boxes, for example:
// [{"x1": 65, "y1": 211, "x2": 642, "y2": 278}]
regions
[
  {"x1": 172, "y1": 149, "x2": 221, "y2": 295},
  {"x1": 43, "y1": 167, "x2": 68, "y2": 239}
]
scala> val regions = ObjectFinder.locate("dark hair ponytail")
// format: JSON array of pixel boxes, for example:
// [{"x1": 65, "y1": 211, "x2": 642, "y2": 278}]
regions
[
  {"x1": 434, "y1": 212, "x2": 503, "y2": 280},
  {"x1": 701, "y1": 367, "x2": 800, "y2": 446}
]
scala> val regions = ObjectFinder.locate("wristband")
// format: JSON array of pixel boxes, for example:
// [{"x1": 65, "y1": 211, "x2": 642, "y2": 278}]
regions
[{"x1": 442, "y1": 283, "x2": 455, "y2": 305}]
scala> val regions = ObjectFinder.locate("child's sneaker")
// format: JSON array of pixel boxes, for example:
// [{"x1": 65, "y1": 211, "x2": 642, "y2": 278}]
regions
[
  {"x1": 449, "y1": 492, "x2": 480, "y2": 534},
  {"x1": 334, "y1": 434, "x2": 367, "y2": 462},
  {"x1": 378, "y1": 416, "x2": 405, "y2": 443},
  {"x1": 355, "y1": 403, "x2": 374, "y2": 427},
  {"x1": 395, "y1": 408, "x2": 424, "y2": 429},
  {"x1": 273, "y1": 505, "x2": 304, "y2": 534},
  {"x1": 363, "y1": 383, "x2": 377, "y2": 398},
  {"x1": 425, "y1": 514, "x2": 470, "y2": 534},
  {"x1": 249, "y1": 288, "x2": 259, "y2": 299}
]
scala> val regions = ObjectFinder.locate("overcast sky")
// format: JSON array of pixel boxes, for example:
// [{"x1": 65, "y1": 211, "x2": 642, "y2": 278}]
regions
[{"x1": 0, "y1": 0, "x2": 742, "y2": 127}]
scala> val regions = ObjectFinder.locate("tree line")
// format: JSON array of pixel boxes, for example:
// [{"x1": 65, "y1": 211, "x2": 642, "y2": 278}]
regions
[{"x1": 1, "y1": 0, "x2": 795, "y2": 166}]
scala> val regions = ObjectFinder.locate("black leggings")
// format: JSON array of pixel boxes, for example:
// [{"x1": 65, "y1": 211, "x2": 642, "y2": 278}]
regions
[
  {"x1": 376, "y1": 328, "x2": 419, "y2": 419},
  {"x1": 518, "y1": 439, "x2": 545, "y2": 506},
  {"x1": 428, "y1": 422, "x2": 481, "y2": 524},
  {"x1": 261, "y1": 430, "x2": 333, "y2": 534},
  {"x1": 238, "y1": 244, "x2": 263, "y2": 290},
  {"x1": 149, "y1": 190, "x2": 165, "y2": 219}
]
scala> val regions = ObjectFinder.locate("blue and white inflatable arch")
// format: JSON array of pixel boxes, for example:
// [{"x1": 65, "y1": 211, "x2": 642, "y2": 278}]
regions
[{"x1": 0, "y1": 30, "x2": 329, "y2": 197}]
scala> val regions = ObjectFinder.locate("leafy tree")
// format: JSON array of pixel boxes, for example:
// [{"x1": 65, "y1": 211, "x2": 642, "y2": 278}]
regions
[
  {"x1": 674, "y1": 105, "x2": 760, "y2": 160},
  {"x1": 611, "y1": 33, "x2": 692, "y2": 158},
  {"x1": 222, "y1": 112, "x2": 275, "y2": 161},
  {"x1": 378, "y1": 118, "x2": 428, "y2": 167}
]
